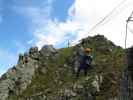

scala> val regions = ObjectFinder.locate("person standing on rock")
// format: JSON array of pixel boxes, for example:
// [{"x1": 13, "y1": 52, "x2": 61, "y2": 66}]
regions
[{"x1": 76, "y1": 48, "x2": 93, "y2": 77}]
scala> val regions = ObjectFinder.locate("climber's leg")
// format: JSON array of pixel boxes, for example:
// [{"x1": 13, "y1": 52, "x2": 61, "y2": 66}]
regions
[
  {"x1": 76, "y1": 67, "x2": 81, "y2": 77},
  {"x1": 84, "y1": 67, "x2": 88, "y2": 76}
]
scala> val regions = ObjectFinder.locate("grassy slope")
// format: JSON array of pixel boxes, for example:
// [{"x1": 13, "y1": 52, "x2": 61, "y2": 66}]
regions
[{"x1": 9, "y1": 35, "x2": 125, "y2": 100}]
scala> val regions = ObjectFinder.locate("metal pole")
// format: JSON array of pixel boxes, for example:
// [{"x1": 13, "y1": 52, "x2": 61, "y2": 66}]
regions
[
  {"x1": 125, "y1": 11, "x2": 133, "y2": 49},
  {"x1": 125, "y1": 21, "x2": 128, "y2": 49}
]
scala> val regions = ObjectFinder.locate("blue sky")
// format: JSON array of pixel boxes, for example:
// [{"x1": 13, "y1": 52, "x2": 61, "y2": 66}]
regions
[
  {"x1": 0, "y1": 0, "x2": 133, "y2": 76},
  {"x1": 0, "y1": 0, "x2": 75, "y2": 75}
]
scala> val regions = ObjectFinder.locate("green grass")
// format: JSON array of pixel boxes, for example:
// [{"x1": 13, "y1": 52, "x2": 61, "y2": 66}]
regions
[{"x1": 8, "y1": 35, "x2": 125, "y2": 100}]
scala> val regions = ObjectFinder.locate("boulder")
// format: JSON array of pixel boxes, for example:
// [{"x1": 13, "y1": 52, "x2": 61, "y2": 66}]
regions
[
  {"x1": 29, "y1": 47, "x2": 39, "y2": 60},
  {"x1": 0, "y1": 79, "x2": 15, "y2": 100},
  {"x1": 40, "y1": 45, "x2": 57, "y2": 56}
]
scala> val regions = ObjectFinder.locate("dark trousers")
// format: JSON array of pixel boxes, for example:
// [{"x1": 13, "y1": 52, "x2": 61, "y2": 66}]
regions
[{"x1": 76, "y1": 64, "x2": 90, "y2": 77}]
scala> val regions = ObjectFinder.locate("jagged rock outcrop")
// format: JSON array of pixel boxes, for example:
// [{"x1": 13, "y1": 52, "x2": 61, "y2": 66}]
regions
[
  {"x1": 0, "y1": 45, "x2": 57, "y2": 100},
  {"x1": 0, "y1": 35, "x2": 125, "y2": 100},
  {"x1": 0, "y1": 55, "x2": 38, "y2": 100}
]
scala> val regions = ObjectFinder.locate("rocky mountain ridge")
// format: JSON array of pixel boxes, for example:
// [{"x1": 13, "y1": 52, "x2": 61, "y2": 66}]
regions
[{"x1": 0, "y1": 35, "x2": 125, "y2": 100}]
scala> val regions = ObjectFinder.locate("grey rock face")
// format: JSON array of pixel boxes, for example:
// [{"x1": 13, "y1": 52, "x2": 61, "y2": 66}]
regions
[
  {"x1": 0, "y1": 34, "x2": 124, "y2": 100},
  {"x1": 0, "y1": 46, "x2": 40, "y2": 100},
  {"x1": 15, "y1": 59, "x2": 38, "y2": 94},
  {"x1": 0, "y1": 45, "x2": 58, "y2": 100},
  {"x1": 0, "y1": 79, "x2": 15, "y2": 100},
  {"x1": 29, "y1": 47, "x2": 39, "y2": 60},
  {"x1": 41, "y1": 45, "x2": 57, "y2": 54},
  {"x1": 40, "y1": 45, "x2": 58, "y2": 61}
]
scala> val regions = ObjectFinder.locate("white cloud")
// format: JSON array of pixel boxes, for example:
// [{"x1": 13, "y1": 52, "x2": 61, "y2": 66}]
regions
[
  {"x1": 14, "y1": 0, "x2": 133, "y2": 48},
  {"x1": 87, "y1": 0, "x2": 133, "y2": 48},
  {"x1": 69, "y1": 0, "x2": 133, "y2": 48},
  {"x1": 37, "y1": 0, "x2": 133, "y2": 48}
]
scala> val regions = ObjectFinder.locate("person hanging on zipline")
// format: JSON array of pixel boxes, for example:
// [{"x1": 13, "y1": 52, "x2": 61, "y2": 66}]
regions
[{"x1": 76, "y1": 48, "x2": 93, "y2": 77}]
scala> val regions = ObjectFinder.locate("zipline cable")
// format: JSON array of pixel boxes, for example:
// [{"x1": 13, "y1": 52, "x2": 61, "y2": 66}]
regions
[{"x1": 88, "y1": 0, "x2": 129, "y2": 33}]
